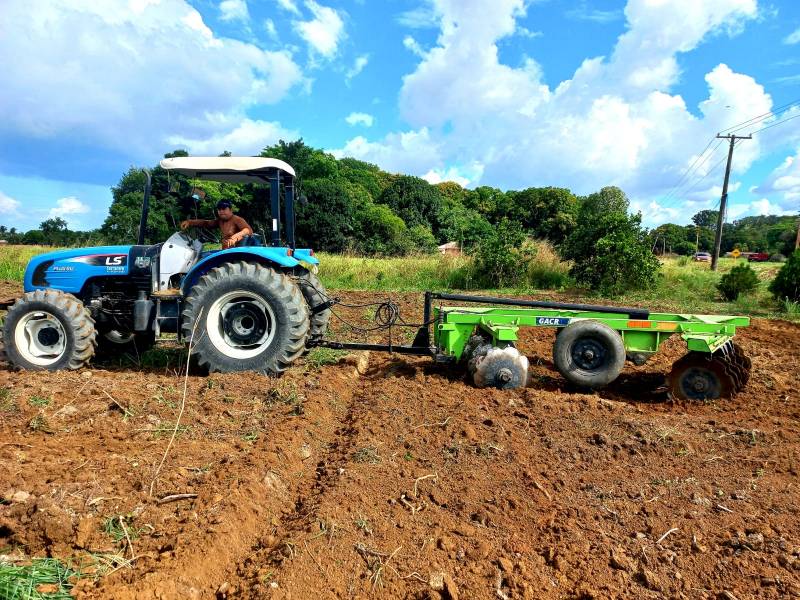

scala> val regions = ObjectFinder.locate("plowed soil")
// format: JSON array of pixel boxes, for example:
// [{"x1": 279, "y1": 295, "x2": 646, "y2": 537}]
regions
[{"x1": 2, "y1": 282, "x2": 800, "y2": 599}]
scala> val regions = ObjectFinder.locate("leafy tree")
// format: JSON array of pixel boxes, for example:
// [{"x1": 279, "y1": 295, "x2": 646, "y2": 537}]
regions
[
  {"x1": 353, "y1": 202, "x2": 408, "y2": 255},
  {"x1": 563, "y1": 187, "x2": 660, "y2": 295},
  {"x1": 510, "y1": 187, "x2": 578, "y2": 244},
  {"x1": 769, "y1": 249, "x2": 800, "y2": 302},
  {"x1": 437, "y1": 201, "x2": 493, "y2": 250},
  {"x1": 377, "y1": 176, "x2": 443, "y2": 231},
  {"x1": 295, "y1": 177, "x2": 357, "y2": 252},
  {"x1": 471, "y1": 219, "x2": 532, "y2": 287},
  {"x1": 405, "y1": 225, "x2": 438, "y2": 254},
  {"x1": 691, "y1": 210, "x2": 719, "y2": 229},
  {"x1": 39, "y1": 217, "x2": 68, "y2": 245}
]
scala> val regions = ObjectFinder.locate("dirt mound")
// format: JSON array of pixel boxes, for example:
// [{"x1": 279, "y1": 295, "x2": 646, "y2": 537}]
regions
[{"x1": 1, "y1": 282, "x2": 799, "y2": 598}]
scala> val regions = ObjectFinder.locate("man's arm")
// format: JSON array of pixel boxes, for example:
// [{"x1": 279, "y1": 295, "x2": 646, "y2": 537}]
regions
[{"x1": 180, "y1": 219, "x2": 217, "y2": 230}]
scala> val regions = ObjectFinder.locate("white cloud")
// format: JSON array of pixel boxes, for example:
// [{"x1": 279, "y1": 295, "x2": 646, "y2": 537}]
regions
[
  {"x1": 753, "y1": 147, "x2": 800, "y2": 211},
  {"x1": 516, "y1": 26, "x2": 542, "y2": 39},
  {"x1": 167, "y1": 118, "x2": 299, "y2": 155},
  {"x1": 337, "y1": 0, "x2": 771, "y2": 227},
  {"x1": 49, "y1": 197, "x2": 90, "y2": 225},
  {"x1": 219, "y1": 0, "x2": 249, "y2": 23},
  {"x1": 276, "y1": 0, "x2": 301, "y2": 15},
  {"x1": 566, "y1": 3, "x2": 622, "y2": 24},
  {"x1": 332, "y1": 128, "x2": 443, "y2": 175},
  {"x1": 293, "y1": 1, "x2": 345, "y2": 58},
  {"x1": 397, "y1": 4, "x2": 440, "y2": 29},
  {"x1": 345, "y1": 112, "x2": 374, "y2": 127},
  {"x1": 346, "y1": 54, "x2": 369, "y2": 82},
  {"x1": 422, "y1": 164, "x2": 484, "y2": 187},
  {"x1": 784, "y1": 27, "x2": 800, "y2": 45},
  {"x1": 0, "y1": 0, "x2": 304, "y2": 156},
  {"x1": 403, "y1": 36, "x2": 426, "y2": 58},
  {"x1": 264, "y1": 18, "x2": 277, "y2": 39},
  {"x1": 0, "y1": 191, "x2": 21, "y2": 218}
]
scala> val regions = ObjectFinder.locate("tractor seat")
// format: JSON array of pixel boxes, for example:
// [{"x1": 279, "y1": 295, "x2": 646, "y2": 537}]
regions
[{"x1": 236, "y1": 234, "x2": 263, "y2": 247}]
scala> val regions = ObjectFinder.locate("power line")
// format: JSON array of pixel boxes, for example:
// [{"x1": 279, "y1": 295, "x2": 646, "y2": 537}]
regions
[
  {"x1": 748, "y1": 112, "x2": 800, "y2": 135},
  {"x1": 659, "y1": 140, "x2": 727, "y2": 209},
  {"x1": 718, "y1": 97, "x2": 800, "y2": 135}
]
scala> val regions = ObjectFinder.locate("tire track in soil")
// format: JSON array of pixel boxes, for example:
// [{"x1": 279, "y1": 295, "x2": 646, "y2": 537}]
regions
[
  {"x1": 82, "y1": 364, "x2": 364, "y2": 600},
  {"x1": 231, "y1": 358, "x2": 380, "y2": 598}
]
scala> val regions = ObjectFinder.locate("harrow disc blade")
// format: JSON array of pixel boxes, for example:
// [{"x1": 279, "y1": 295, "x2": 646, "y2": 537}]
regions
[
  {"x1": 668, "y1": 346, "x2": 751, "y2": 401},
  {"x1": 469, "y1": 345, "x2": 529, "y2": 390}
]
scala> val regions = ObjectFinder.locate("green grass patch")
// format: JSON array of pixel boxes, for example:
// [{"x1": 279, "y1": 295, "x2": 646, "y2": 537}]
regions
[
  {"x1": 0, "y1": 557, "x2": 80, "y2": 600},
  {"x1": 304, "y1": 347, "x2": 347, "y2": 369},
  {"x1": 102, "y1": 515, "x2": 144, "y2": 544},
  {"x1": 0, "y1": 388, "x2": 17, "y2": 413},
  {"x1": 27, "y1": 396, "x2": 50, "y2": 408}
]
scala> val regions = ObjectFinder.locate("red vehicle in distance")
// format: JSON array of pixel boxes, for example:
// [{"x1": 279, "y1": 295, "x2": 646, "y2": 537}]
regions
[{"x1": 748, "y1": 252, "x2": 770, "y2": 262}]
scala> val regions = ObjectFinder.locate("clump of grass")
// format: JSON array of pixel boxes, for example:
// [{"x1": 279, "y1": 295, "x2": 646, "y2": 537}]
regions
[
  {"x1": 782, "y1": 298, "x2": 800, "y2": 320},
  {"x1": 241, "y1": 431, "x2": 259, "y2": 443},
  {"x1": 102, "y1": 515, "x2": 143, "y2": 544},
  {"x1": 28, "y1": 396, "x2": 50, "y2": 407},
  {"x1": 28, "y1": 414, "x2": 53, "y2": 433},
  {"x1": 305, "y1": 347, "x2": 347, "y2": 370},
  {"x1": 354, "y1": 515, "x2": 373, "y2": 535},
  {"x1": 267, "y1": 382, "x2": 303, "y2": 415},
  {"x1": 0, "y1": 557, "x2": 81, "y2": 600},
  {"x1": 352, "y1": 446, "x2": 381, "y2": 464},
  {"x1": 0, "y1": 388, "x2": 18, "y2": 413}
]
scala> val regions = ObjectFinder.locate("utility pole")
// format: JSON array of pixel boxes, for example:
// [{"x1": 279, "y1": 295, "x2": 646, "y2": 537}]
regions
[
  {"x1": 795, "y1": 218, "x2": 800, "y2": 250},
  {"x1": 695, "y1": 226, "x2": 700, "y2": 254},
  {"x1": 711, "y1": 134, "x2": 751, "y2": 271}
]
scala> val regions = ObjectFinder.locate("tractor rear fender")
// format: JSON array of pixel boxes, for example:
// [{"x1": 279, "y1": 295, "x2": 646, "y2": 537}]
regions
[{"x1": 180, "y1": 247, "x2": 301, "y2": 294}]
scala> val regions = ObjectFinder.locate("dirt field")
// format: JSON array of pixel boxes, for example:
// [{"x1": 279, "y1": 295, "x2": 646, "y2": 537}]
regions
[{"x1": 1, "y1": 281, "x2": 800, "y2": 599}]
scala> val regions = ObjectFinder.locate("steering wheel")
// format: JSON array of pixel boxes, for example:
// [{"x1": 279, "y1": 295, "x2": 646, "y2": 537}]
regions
[{"x1": 183, "y1": 225, "x2": 219, "y2": 244}]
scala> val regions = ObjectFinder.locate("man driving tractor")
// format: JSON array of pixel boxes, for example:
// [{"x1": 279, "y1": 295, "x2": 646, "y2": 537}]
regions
[{"x1": 181, "y1": 200, "x2": 253, "y2": 249}]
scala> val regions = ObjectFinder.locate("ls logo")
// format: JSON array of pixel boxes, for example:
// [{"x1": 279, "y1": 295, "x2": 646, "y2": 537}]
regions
[{"x1": 105, "y1": 256, "x2": 124, "y2": 266}]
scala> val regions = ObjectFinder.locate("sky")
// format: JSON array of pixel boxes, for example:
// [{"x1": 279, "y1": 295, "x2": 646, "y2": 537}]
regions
[{"x1": 0, "y1": 0, "x2": 799, "y2": 233}]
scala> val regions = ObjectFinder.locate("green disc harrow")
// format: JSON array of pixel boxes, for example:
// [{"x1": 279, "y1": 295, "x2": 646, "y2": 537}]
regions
[{"x1": 317, "y1": 292, "x2": 752, "y2": 401}]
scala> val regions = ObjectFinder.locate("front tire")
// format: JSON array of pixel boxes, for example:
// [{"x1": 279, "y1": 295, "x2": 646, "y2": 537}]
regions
[
  {"x1": 181, "y1": 262, "x2": 309, "y2": 375},
  {"x1": 0, "y1": 289, "x2": 97, "y2": 370}
]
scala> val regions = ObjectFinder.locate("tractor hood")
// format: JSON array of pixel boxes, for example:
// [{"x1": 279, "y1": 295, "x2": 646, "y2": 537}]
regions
[{"x1": 24, "y1": 245, "x2": 134, "y2": 293}]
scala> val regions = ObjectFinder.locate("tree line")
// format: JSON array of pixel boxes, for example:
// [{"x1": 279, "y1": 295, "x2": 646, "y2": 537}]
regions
[{"x1": 1, "y1": 139, "x2": 796, "y2": 294}]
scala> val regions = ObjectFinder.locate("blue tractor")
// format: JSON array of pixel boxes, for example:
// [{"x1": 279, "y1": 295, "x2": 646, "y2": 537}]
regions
[{"x1": 0, "y1": 157, "x2": 331, "y2": 374}]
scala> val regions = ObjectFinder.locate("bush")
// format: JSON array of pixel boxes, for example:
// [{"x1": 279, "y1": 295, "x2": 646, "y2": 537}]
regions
[
  {"x1": 717, "y1": 263, "x2": 759, "y2": 300},
  {"x1": 769, "y1": 249, "x2": 800, "y2": 302},
  {"x1": 523, "y1": 239, "x2": 572, "y2": 289},
  {"x1": 562, "y1": 187, "x2": 660, "y2": 296},
  {"x1": 471, "y1": 220, "x2": 530, "y2": 287},
  {"x1": 770, "y1": 253, "x2": 786, "y2": 263}
]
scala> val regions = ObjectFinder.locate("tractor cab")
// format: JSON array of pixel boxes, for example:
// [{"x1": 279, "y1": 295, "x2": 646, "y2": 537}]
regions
[{"x1": 153, "y1": 156, "x2": 302, "y2": 293}]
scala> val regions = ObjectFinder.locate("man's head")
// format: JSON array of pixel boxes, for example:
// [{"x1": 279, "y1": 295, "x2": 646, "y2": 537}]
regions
[{"x1": 216, "y1": 200, "x2": 233, "y2": 221}]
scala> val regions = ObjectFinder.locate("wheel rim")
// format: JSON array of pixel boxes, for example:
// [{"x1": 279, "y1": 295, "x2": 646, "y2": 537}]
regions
[
  {"x1": 676, "y1": 366, "x2": 722, "y2": 400},
  {"x1": 571, "y1": 336, "x2": 607, "y2": 371},
  {"x1": 13, "y1": 311, "x2": 67, "y2": 366},
  {"x1": 104, "y1": 330, "x2": 135, "y2": 344},
  {"x1": 205, "y1": 290, "x2": 276, "y2": 359}
]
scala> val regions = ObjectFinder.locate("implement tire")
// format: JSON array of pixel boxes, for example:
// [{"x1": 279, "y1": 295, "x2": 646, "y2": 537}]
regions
[
  {"x1": 296, "y1": 268, "x2": 331, "y2": 344},
  {"x1": 181, "y1": 262, "x2": 309, "y2": 375},
  {"x1": 553, "y1": 320, "x2": 625, "y2": 389},
  {"x1": 0, "y1": 289, "x2": 97, "y2": 371}
]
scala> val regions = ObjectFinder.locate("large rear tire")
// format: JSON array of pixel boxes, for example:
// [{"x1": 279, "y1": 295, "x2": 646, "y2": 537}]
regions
[
  {"x1": 181, "y1": 262, "x2": 309, "y2": 375},
  {"x1": 0, "y1": 289, "x2": 97, "y2": 371},
  {"x1": 296, "y1": 268, "x2": 331, "y2": 344}
]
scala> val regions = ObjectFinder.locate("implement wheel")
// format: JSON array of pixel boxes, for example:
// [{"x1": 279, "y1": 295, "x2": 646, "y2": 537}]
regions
[
  {"x1": 668, "y1": 346, "x2": 748, "y2": 401},
  {"x1": 553, "y1": 320, "x2": 625, "y2": 389},
  {"x1": 464, "y1": 334, "x2": 529, "y2": 390},
  {"x1": 181, "y1": 262, "x2": 309, "y2": 375},
  {"x1": 0, "y1": 289, "x2": 96, "y2": 370}
]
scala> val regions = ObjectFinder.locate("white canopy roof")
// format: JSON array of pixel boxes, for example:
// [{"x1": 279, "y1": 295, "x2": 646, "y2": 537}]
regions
[{"x1": 159, "y1": 156, "x2": 296, "y2": 183}]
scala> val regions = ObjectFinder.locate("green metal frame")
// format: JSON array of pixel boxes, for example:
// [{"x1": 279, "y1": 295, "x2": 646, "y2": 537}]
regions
[{"x1": 433, "y1": 306, "x2": 750, "y2": 360}]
